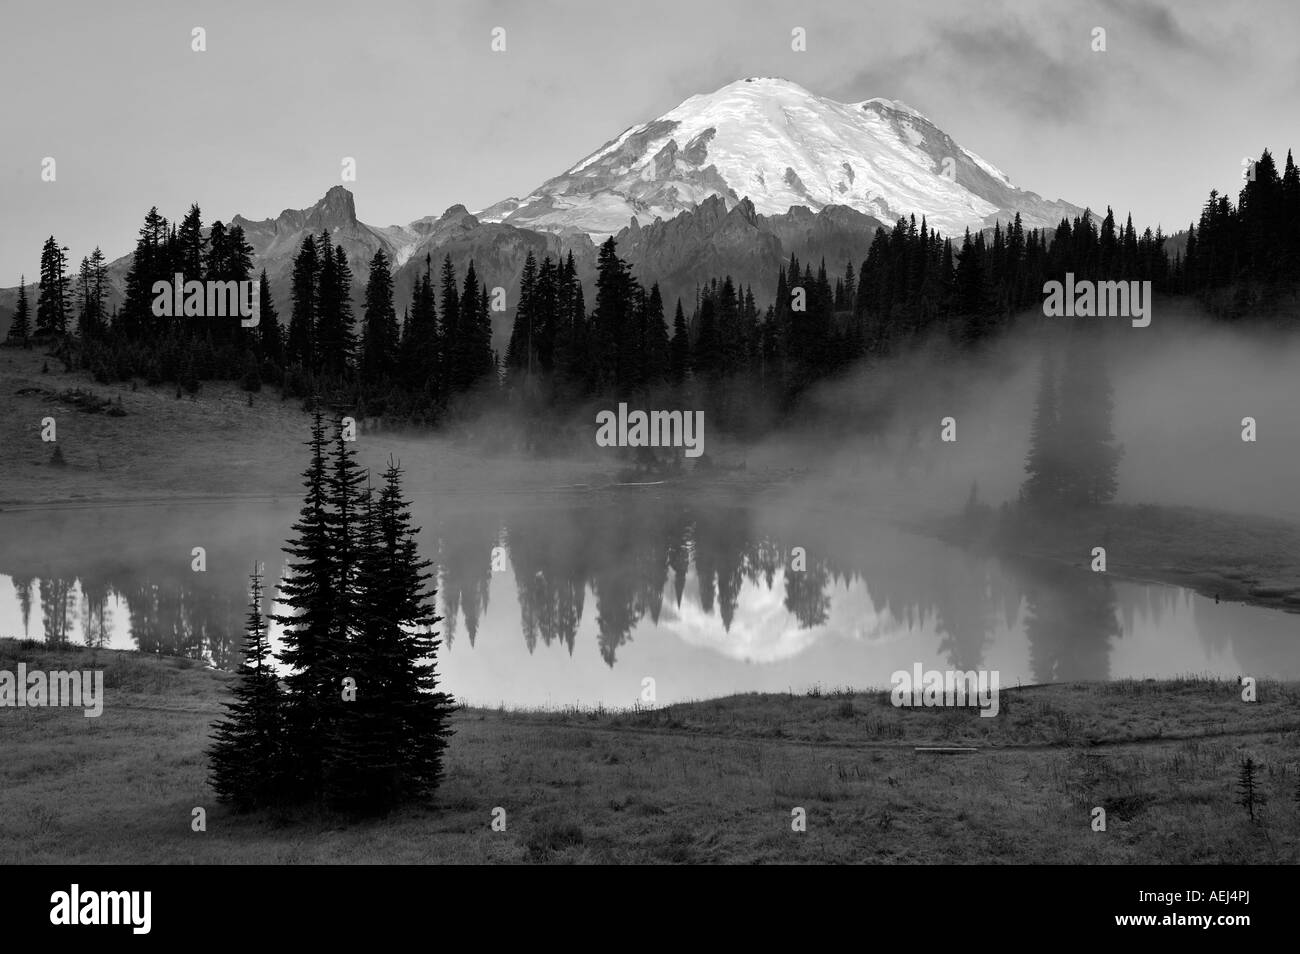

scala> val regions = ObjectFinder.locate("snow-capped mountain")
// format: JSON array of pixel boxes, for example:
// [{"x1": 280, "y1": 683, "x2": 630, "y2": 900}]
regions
[{"x1": 478, "y1": 77, "x2": 1082, "y2": 238}]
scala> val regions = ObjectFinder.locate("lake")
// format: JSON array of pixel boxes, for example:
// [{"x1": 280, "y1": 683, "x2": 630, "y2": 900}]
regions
[{"x1": 2, "y1": 496, "x2": 1298, "y2": 706}]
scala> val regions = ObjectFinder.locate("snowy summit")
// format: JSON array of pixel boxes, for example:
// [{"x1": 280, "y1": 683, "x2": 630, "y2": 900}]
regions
[{"x1": 478, "y1": 77, "x2": 1081, "y2": 239}]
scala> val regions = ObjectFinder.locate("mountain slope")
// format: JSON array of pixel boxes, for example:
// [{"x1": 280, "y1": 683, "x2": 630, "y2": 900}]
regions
[{"x1": 480, "y1": 77, "x2": 1082, "y2": 238}]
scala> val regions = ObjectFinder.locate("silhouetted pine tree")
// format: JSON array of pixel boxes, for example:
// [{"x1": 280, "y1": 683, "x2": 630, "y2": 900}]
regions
[
  {"x1": 287, "y1": 235, "x2": 319, "y2": 370},
  {"x1": 79, "y1": 247, "x2": 108, "y2": 340},
  {"x1": 693, "y1": 295, "x2": 719, "y2": 379},
  {"x1": 176, "y1": 204, "x2": 206, "y2": 279},
  {"x1": 35, "y1": 235, "x2": 70, "y2": 338},
  {"x1": 360, "y1": 249, "x2": 399, "y2": 382},
  {"x1": 643, "y1": 283, "x2": 669, "y2": 386},
  {"x1": 334, "y1": 245, "x2": 356, "y2": 371},
  {"x1": 120, "y1": 207, "x2": 169, "y2": 338},
  {"x1": 399, "y1": 254, "x2": 439, "y2": 412},
  {"x1": 439, "y1": 255, "x2": 462, "y2": 389},
  {"x1": 6, "y1": 276, "x2": 30, "y2": 347},
  {"x1": 329, "y1": 461, "x2": 454, "y2": 812},
  {"x1": 1236, "y1": 757, "x2": 1265, "y2": 822},
  {"x1": 593, "y1": 237, "x2": 634, "y2": 392},
  {"x1": 505, "y1": 250, "x2": 538, "y2": 381},
  {"x1": 208, "y1": 564, "x2": 285, "y2": 811},
  {"x1": 456, "y1": 263, "x2": 494, "y2": 393},
  {"x1": 257, "y1": 270, "x2": 284, "y2": 369},
  {"x1": 669, "y1": 299, "x2": 689, "y2": 386},
  {"x1": 554, "y1": 251, "x2": 589, "y2": 399},
  {"x1": 272, "y1": 410, "x2": 342, "y2": 799},
  {"x1": 318, "y1": 415, "x2": 372, "y2": 808},
  {"x1": 533, "y1": 255, "x2": 558, "y2": 374},
  {"x1": 313, "y1": 234, "x2": 355, "y2": 378}
]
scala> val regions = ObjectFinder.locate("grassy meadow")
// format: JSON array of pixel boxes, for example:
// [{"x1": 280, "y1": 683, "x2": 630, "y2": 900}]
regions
[{"x1": 2, "y1": 639, "x2": 1298, "y2": 864}]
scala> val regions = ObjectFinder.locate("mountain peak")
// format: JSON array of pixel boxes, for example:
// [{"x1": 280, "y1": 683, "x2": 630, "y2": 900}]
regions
[
  {"x1": 480, "y1": 78, "x2": 1083, "y2": 239},
  {"x1": 306, "y1": 186, "x2": 357, "y2": 229}
]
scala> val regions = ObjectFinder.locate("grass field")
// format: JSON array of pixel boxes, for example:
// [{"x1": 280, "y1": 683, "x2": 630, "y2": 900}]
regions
[{"x1": 2, "y1": 639, "x2": 1298, "y2": 864}]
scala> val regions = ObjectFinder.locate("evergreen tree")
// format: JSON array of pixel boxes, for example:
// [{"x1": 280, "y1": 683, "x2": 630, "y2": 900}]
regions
[
  {"x1": 693, "y1": 295, "x2": 720, "y2": 379},
  {"x1": 226, "y1": 225, "x2": 255, "y2": 282},
  {"x1": 209, "y1": 565, "x2": 285, "y2": 810},
  {"x1": 257, "y1": 270, "x2": 284, "y2": 368},
  {"x1": 121, "y1": 207, "x2": 169, "y2": 338},
  {"x1": 313, "y1": 238, "x2": 356, "y2": 378},
  {"x1": 287, "y1": 236, "x2": 319, "y2": 369},
  {"x1": 360, "y1": 249, "x2": 399, "y2": 382},
  {"x1": 399, "y1": 254, "x2": 439, "y2": 406},
  {"x1": 334, "y1": 245, "x2": 356, "y2": 371},
  {"x1": 176, "y1": 203, "x2": 206, "y2": 279},
  {"x1": 669, "y1": 299, "x2": 689, "y2": 386},
  {"x1": 505, "y1": 250, "x2": 538, "y2": 380},
  {"x1": 439, "y1": 255, "x2": 461, "y2": 388},
  {"x1": 643, "y1": 283, "x2": 669, "y2": 386},
  {"x1": 330, "y1": 461, "x2": 454, "y2": 812},
  {"x1": 533, "y1": 255, "x2": 558, "y2": 374},
  {"x1": 592, "y1": 237, "x2": 634, "y2": 392},
  {"x1": 455, "y1": 262, "x2": 494, "y2": 392},
  {"x1": 6, "y1": 276, "x2": 31, "y2": 347},
  {"x1": 272, "y1": 411, "x2": 341, "y2": 799},
  {"x1": 207, "y1": 220, "x2": 229, "y2": 276},
  {"x1": 553, "y1": 251, "x2": 589, "y2": 398},
  {"x1": 317, "y1": 414, "x2": 370, "y2": 799},
  {"x1": 89, "y1": 247, "x2": 107, "y2": 336},
  {"x1": 75, "y1": 247, "x2": 108, "y2": 339},
  {"x1": 34, "y1": 235, "x2": 70, "y2": 338},
  {"x1": 1236, "y1": 756, "x2": 1265, "y2": 822}
]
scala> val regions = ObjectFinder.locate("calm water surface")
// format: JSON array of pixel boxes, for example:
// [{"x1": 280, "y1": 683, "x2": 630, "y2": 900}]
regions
[{"x1": 1, "y1": 497, "x2": 1297, "y2": 706}]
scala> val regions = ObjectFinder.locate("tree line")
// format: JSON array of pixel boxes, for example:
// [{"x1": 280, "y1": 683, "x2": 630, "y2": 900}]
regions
[{"x1": 6, "y1": 147, "x2": 1296, "y2": 433}]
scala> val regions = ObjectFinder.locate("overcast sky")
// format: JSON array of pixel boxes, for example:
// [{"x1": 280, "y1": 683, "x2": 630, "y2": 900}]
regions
[{"x1": 2, "y1": 0, "x2": 1297, "y2": 282}]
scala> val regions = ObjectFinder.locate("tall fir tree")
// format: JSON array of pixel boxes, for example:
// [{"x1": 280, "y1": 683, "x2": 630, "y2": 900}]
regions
[
  {"x1": 505, "y1": 250, "x2": 538, "y2": 380},
  {"x1": 176, "y1": 203, "x2": 206, "y2": 279},
  {"x1": 287, "y1": 235, "x2": 319, "y2": 370},
  {"x1": 209, "y1": 565, "x2": 285, "y2": 810},
  {"x1": 330, "y1": 461, "x2": 454, "y2": 812},
  {"x1": 6, "y1": 276, "x2": 31, "y2": 347},
  {"x1": 360, "y1": 248, "x2": 399, "y2": 382},
  {"x1": 34, "y1": 235, "x2": 70, "y2": 338},
  {"x1": 75, "y1": 247, "x2": 108, "y2": 339},
  {"x1": 272, "y1": 410, "x2": 342, "y2": 799},
  {"x1": 669, "y1": 299, "x2": 690, "y2": 386},
  {"x1": 121, "y1": 207, "x2": 169, "y2": 338},
  {"x1": 643, "y1": 283, "x2": 669, "y2": 386},
  {"x1": 257, "y1": 270, "x2": 284, "y2": 368},
  {"x1": 399, "y1": 254, "x2": 439, "y2": 405},
  {"x1": 438, "y1": 255, "x2": 461, "y2": 389},
  {"x1": 318, "y1": 414, "x2": 370, "y2": 799}
]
